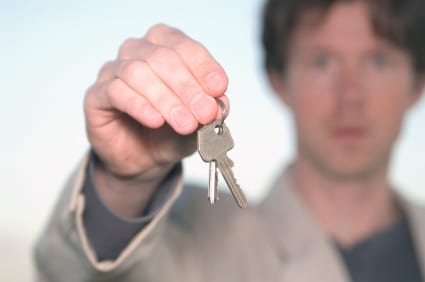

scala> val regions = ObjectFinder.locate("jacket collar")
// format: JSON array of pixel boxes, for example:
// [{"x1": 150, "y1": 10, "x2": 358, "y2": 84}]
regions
[{"x1": 258, "y1": 166, "x2": 350, "y2": 282}]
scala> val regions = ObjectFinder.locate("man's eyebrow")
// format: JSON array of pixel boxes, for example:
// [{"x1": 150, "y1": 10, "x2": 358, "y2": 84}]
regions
[
  {"x1": 293, "y1": 46, "x2": 335, "y2": 55},
  {"x1": 364, "y1": 41, "x2": 405, "y2": 55}
]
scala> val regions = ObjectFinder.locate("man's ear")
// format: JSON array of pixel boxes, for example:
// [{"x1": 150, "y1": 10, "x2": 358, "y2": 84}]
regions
[
  {"x1": 409, "y1": 74, "x2": 425, "y2": 108},
  {"x1": 267, "y1": 69, "x2": 293, "y2": 108}
]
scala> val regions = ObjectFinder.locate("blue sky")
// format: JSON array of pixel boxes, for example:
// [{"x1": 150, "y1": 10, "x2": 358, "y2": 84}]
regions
[{"x1": 2, "y1": 1, "x2": 425, "y2": 279}]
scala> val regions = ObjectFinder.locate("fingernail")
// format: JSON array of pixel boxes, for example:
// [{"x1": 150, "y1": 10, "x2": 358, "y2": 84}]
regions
[
  {"x1": 171, "y1": 107, "x2": 192, "y2": 128},
  {"x1": 191, "y1": 95, "x2": 215, "y2": 121},
  {"x1": 205, "y1": 72, "x2": 225, "y2": 93}
]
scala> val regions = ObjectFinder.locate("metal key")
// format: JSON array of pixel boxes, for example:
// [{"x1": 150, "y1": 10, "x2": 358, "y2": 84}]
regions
[
  {"x1": 208, "y1": 159, "x2": 218, "y2": 203},
  {"x1": 197, "y1": 120, "x2": 248, "y2": 208}
]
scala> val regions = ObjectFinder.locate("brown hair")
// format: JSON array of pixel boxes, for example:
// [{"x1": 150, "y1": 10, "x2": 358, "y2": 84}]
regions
[{"x1": 261, "y1": 0, "x2": 425, "y2": 74}]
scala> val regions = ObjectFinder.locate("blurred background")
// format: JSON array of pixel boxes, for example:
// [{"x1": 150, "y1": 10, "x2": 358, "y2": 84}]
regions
[{"x1": 2, "y1": 0, "x2": 425, "y2": 280}]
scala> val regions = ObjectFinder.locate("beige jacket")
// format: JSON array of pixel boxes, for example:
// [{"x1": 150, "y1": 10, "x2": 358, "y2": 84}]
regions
[{"x1": 34, "y1": 155, "x2": 425, "y2": 281}]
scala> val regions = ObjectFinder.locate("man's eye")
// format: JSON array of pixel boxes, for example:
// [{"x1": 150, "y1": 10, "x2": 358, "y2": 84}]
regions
[
  {"x1": 312, "y1": 55, "x2": 330, "y2": 69},
  {"x1": 371, "y1": 53, "x2": 391, "y2": 68}
]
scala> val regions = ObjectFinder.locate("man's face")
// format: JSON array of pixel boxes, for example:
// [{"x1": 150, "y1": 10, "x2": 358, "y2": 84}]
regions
[{"x1": 274, "y1": 1, "x2": 423, "y2": 180}]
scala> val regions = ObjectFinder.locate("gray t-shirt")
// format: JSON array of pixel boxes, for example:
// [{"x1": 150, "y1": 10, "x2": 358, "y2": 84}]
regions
[{"x1": 337, "y1": 217, "x2": 422, "y2": 282}]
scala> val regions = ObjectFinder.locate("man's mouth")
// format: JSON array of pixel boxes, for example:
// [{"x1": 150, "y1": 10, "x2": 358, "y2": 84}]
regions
[{"x1": 333, "y1": 126, "x2": 367, "y2": 141}]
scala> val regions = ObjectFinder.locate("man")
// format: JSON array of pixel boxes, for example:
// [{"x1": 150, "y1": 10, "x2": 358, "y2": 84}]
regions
[{"x1": 35, "y1": 0, "x2": 425, "y2": 281}]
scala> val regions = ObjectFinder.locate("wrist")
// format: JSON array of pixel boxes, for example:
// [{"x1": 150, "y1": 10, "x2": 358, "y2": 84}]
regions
[{"x1": 92, "y1": 153, "x2": 175, "y2": 218}]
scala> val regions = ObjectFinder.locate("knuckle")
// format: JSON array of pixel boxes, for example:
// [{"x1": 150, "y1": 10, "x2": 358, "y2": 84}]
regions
[
  {"x1": 154, "y1": 90, "x2": 173, "y2": 112},
  {"x1": 97, "y1": 60, "x2": 114, "y2": 80},
  {"x1": 106, "y1": 79, "x2": 138, "y2": 113},
  {"x1": 145, "y1": 23, "x2": 169, "y2": 40},
  {"x1": 128, "y1": 96, "x2": 145, "y2": 116},
  {"x1": 156, "y1": 93, "x2": 168, "y2": 109},
  {"x1": 119, "y1": 60, "x2": 146, "y2": 84},
  {"x1": 177, "y1": 40, "x2": 215, "y2": 72},
  {"x1": 192, "y1": 52, "x2": 214, "y2": 71},
  {"x1": 106, "y1": 79, "x2": 122, "y2": 101},
  {"x1": 118, "y1": 38, "x2": 137, "y2": 59},
  {"x1": 167, "y1": 27, "x2": 185, "y2": 40},
  {"x1": 147, "y1": 46, "x2": 177, "y2": 65},
  {"x1": 173, "y1": 34, "x2": 196, "y2": 52},
  {"x1": 124, "y1": 93, "x2": 139, "y2": 110},
  {"x1": 84, "y1": 82, "x2": 105, "y2": 112},
  {"x1": 146, "y1": 23, "x2": 186, "y2": 44},
  {"x1": 179, "y1": 83, "x2": 201, "y2": 99},
  {"x1": 83, "y1": 84, "x2": 97, "y2": 106}
]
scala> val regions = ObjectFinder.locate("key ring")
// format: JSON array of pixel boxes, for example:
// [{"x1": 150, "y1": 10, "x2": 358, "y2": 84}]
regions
[{"x1": 216, "y1": 98, "x2": 227, "y2": 127}]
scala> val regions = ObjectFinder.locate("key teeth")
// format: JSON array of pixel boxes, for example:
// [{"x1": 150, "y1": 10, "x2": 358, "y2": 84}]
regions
[
  {"x1": 239, "y1": 202, "x2": 248, "y2": 209},
  {"x1": 235, "y1": 193, "x2": 248, "y2": 209}
]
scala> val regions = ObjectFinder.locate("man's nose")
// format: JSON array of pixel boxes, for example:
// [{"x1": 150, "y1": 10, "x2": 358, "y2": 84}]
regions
[{"x1": 336, "y1": 64, "x2": 365, "y2": 109}]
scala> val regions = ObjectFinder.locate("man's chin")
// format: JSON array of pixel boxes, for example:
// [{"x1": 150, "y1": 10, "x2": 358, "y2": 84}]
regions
[
  {"x1": 318, "y1": 161, "x2": 384, "y2": 182},
  {"x1": 299, "y1": 143, "x2": 390, "y2": 181}
]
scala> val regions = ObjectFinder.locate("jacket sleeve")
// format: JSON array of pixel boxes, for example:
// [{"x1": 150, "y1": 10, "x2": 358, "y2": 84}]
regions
[
  {"x1": 82, "y1": 152, "x2": 182, "y2": 261},
  {"x1": 33, "y1": 153, "x2": 202, "y2": 282}
]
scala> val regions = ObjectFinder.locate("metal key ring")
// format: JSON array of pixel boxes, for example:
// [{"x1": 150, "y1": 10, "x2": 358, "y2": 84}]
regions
[{"x1": 216, "y1": 98, "x2": 227, "y2": 127}]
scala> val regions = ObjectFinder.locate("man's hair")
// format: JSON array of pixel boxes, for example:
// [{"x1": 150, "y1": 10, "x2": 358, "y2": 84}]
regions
[{"x1": 262, "y1": 0, "x2": 425, "y2": 74}]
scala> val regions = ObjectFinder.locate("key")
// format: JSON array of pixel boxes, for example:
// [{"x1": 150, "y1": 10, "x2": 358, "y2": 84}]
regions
[
  {"x1": 198, "y1": 121, "x2": 218, "y2": 204},
  {"x1": 197, "y1": 120, "x2": 248, "y2": 208},
  {"x1": 208, "y1": 160, "x2": 218, "y2": 204}
]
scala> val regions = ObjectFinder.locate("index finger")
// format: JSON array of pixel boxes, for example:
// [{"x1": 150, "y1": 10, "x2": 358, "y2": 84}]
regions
[{"x1": 145, "y1": 24, "x2": 228, "y2": 97}]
